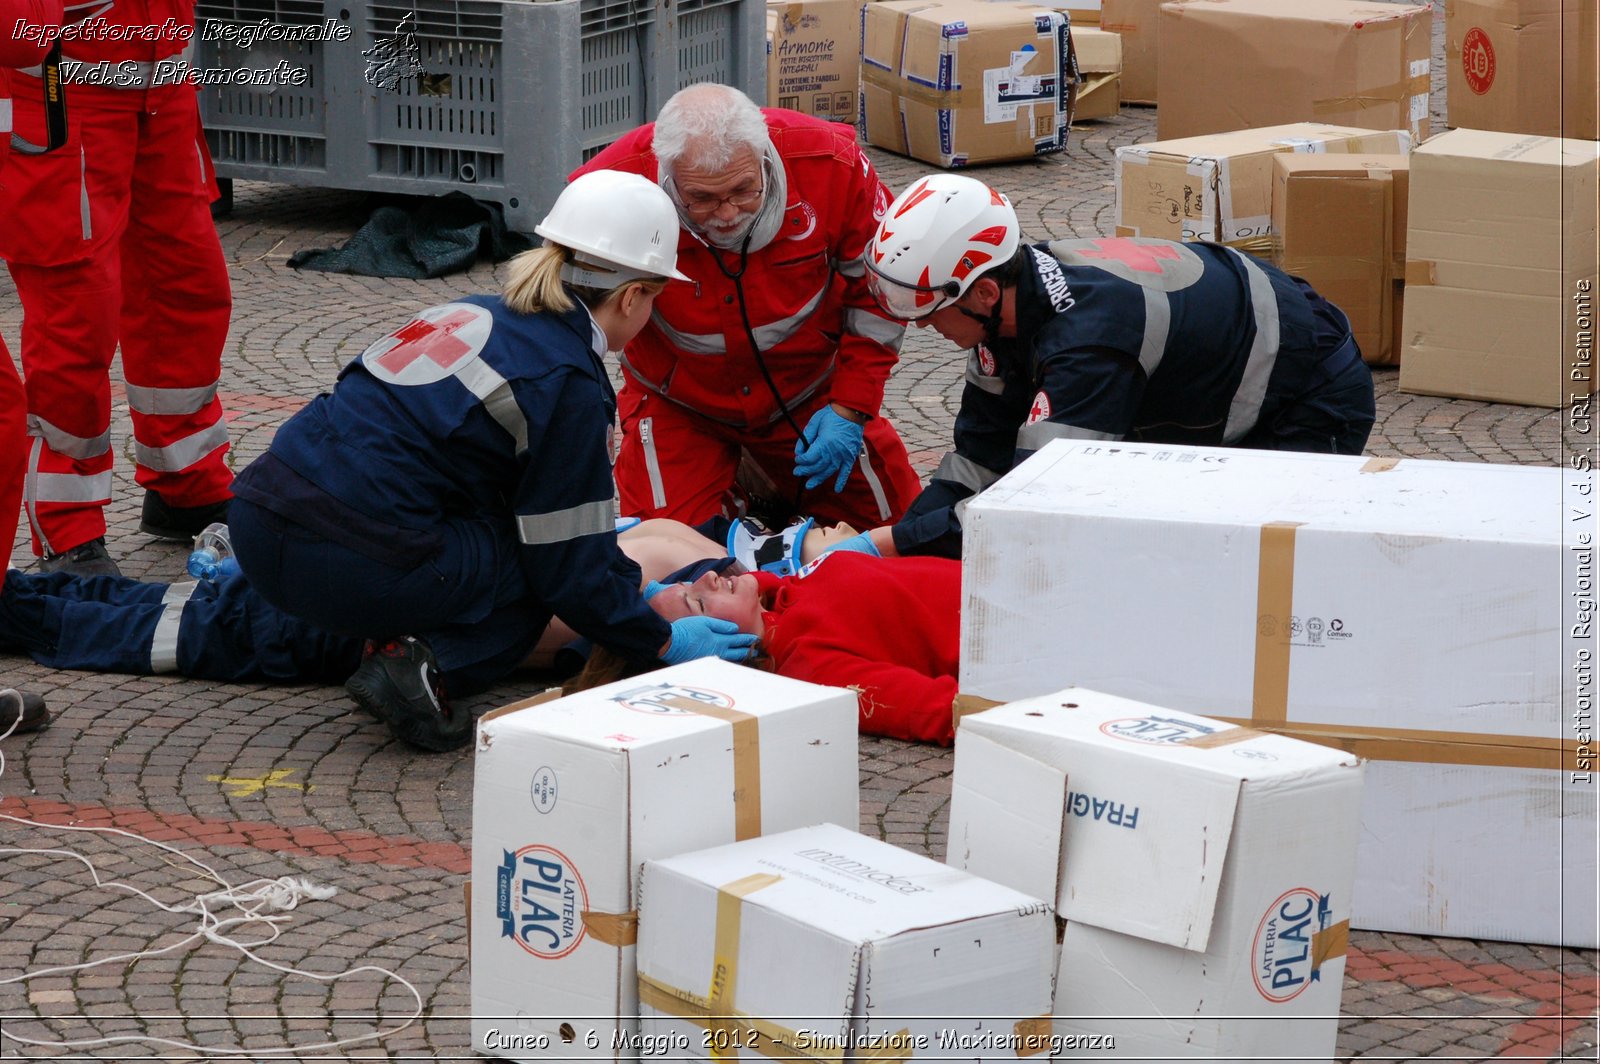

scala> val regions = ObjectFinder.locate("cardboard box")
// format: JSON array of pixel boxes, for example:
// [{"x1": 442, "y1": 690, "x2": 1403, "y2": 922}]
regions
[
  {"x1": 1067, "y1": 25, "x2": 1120, "y2": 120},
  {"x1": 1446, "y1": 0, "x2": 1598, "y2": 140},
  {"x1": 949, "y1": 692, "x2": 1363, "y2": 1059},
  {"x1": 1273, "y1": 153, "x2": 1411, "y2": 365},
  {"x1": 470, "y1": 660, "x2": 859, "y2": 1060},
  {"x1": 994, "y1": 0, "x2": 1100, "y2": 23},
  {"x1": 637, "y1": 823, "x2": 1056, "y2": 1058},
  {"x1": 764, "y1": 0, "x2": 862, "y2": 121},
  {"x1": 1157, "y1": 0, "x2": 1432, "y2": 142},
  {"x1": 957, "y1": 440, "x2": 1598, "y2": 948},
  {"x1": 1099, "y1": 0, "x2": 1161, "y2": 102},
  {"x1": 1400, "y1": 128, "x2": 1599, "y2": 407},
  {"x1": 860, "y1": 0, "x2": 1077, "y2": 167},
  {"x1": 1114, "y1": 123, "x2": 1411, "y2": 245}
]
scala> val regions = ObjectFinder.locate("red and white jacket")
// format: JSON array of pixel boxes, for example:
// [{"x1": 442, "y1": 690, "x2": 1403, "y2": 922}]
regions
[
  {"x1": 1, "y1": 0, "x2": 63, "y2": 157},
  {"x1": 574, "y1": 111, "x2": 905, "y2": 429},
  {"x1": 756, "y1": 551, "x2": 961, "y2": 746}
]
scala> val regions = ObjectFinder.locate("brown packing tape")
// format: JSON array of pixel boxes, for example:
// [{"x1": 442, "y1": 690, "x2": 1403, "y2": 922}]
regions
[
  {"x1": 662, "y1": 695, "x2": 763, "y2": 841},
  {"x1": 1179, "y1": 725, "x2": 1267, "y2": 750},
  {"x1": 1311, "y1": 918, "x2": 1350, "y2": 970},
  {"x1": 1360, "y1": 457, "x2": 1400, "y2": 473},
  {"x1": 952, "y1": 693, "x2": 1003, "y2": 731},
  {"x1": 861, "y1": 63, "x2": 976, "y2": 111},
  {"x1": 1311, "y1": 74, "x2": 1431, "y2": 116},
  {"x1": 1222, "y1": 234, "x2": 1276, "y2": 259},
  {"x1": 1211, "y1": 716, "x2": 1586, "y2": 771},
  {"x1": 1013, "y1": 1015, "x2": 1054, "y2": 1057},
  {"x1": 1404, "y1": 259, "x2": 1437, "y2": 286},
  {"x1": 710, "y1": 873, "x2": 781, "y2": 1060},
  {"x1": 581, "y1": 909, "x2": 639, "y2": 947},
  {"x1": 637, "y1": 976, "x2": 918, "y2": 1063},
  {"x1": 1251, "y1": 521, "x2": 1303, "y2": 726}
]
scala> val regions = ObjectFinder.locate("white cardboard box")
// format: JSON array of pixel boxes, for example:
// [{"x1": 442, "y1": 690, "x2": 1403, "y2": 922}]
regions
[
  {"x1": 957, "y1": 440, "x2": 1597, "y2": 948},
  {"x1": 948, "y1": 691, "x2": 1364, "y2": 1059},
  {"x1": 637, "y1": 823, "x2": 1057, "y2": 1060},
  {"x1": 470, "y1": 661, "x2": 859, "y2": 1060}
]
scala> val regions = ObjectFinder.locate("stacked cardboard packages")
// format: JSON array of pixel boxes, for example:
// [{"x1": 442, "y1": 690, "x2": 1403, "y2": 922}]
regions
[
  {"x1": 1098, "y1": 0, "x2": 1161, "y2": 103},
  {"x1": 1067, "y1": 26, "x2": 1121, "y2": 120},
  {"x1": 860, "y1": 0, "x2": 1077, "y2": 167},
  {"x1": 470, "y1": 660, "x2": 859, "y2": 1059},
  {"x1": 1401, "y1": 128, "x2": 1599, "y2": 407},
  {"x1": 1114, "y1": 123, "x2": 1411, "y2": 247},
  {"x1": 958, "y1": 440, "x2": 1598, "y2": 948},
  {"x1": 637, "y1": 823, "x2": 1056, "y2": 1058},
  {"x1": 763, "y1": 0, "x2": 862, "y2": 122},
  {"x1": 1273, "y1": 154, "x2": 1411, "y2": 365},
  {"x1": 1446, "y1": 0, "x2": 1598, "y2": 140},
  {"x1": 949, "y1": 692, "x2": 1364, "y2": 1059},
  {"x1": 1157, "y1": 0, "x2": 1431, "y2": 142}
]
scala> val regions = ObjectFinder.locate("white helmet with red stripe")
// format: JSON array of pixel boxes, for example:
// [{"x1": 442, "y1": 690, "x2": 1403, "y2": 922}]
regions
[{"x1": 865, "y1": 175, "x2": 1019, "y2": 320}]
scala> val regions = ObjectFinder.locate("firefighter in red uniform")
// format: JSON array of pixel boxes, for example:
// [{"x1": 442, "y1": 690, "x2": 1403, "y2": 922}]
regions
[
  {"x1": 573, "y1": 83, "x2": 922, "y2": 530},
  {"x1": 1, "y1": 0, "x2": 64, "y2": 732},
  {"x1": 0, "y1": 0, "x2": 233, "y2": 578}
]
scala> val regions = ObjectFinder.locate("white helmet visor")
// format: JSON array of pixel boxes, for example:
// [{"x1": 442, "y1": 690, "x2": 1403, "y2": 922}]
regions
[{"x1": 865, "y1": 260, "x2": 962, "y2": 321}]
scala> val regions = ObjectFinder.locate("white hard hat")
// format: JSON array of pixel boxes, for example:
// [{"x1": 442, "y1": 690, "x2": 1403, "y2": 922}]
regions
[
  {"x1": 866, "y1": 174, "x2": 1019, "y2": 320},
  {"x1": 535, "y1": 169, "x2": 693, "y2": 285}
]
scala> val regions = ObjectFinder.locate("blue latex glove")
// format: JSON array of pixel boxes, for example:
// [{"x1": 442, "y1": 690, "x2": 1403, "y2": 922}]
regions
[
  {"x1": 662, "y1": 615, "x2": 760, "y2": 664},
  {"x1": 819, "y1": 530, "x2": 881, "y2": 559},
  {"x1": 793, "y1": 405, "x2": 865, "y2": 493},
  {"x1": 642, "y1": 580, "x2": 669, "y2": 601}
]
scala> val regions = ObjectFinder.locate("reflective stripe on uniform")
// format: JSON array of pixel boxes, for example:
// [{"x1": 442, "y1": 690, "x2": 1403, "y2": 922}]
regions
[
  {"x1": 964, "y1": 352, "x2": 1005, "y2": 395},
  {"x1": 79, "y1": 148, "x2": 91, "y2": 241},
  {"x1": 934, "y1": 451, "x2": 1005, "y2": 493},
  {"x1": 150, "y1": 580, "x2": 199, "y2": 674},
  {"x1": 649, "y1": 282, "x2": 829, "y2": 356},
  {"x1": 1016, "y1": 421, "x2": 1121, "y2": 450},
  {"x1": 31, "y1": 470, "x2": 114, "y2": 503},
  {"x1": 516, "y1": 499, "x2": 614, "y2": 546},
  {"x1": 453, "y1": 358, "x2": 530, "y2": 457},
  {"x1": 1137, "y1": 284, "x2": 1172, "y2": 378},
  {"x1": 125, "y1": 381, "x2": 219, "y2": 417},
  {"x1": 28, "y1": 415, "x2": 111, "y2": 460},
  {"x1": 0, "y1": 98, "x2": 12, "y2": 134},
  {"x1": 23, "y1": 438, "x2": 49, "y2": 553},
  {"x1": 836, "y1": 254, "x2": 867, "y2": 279},
  {"x1": 1222, "y1": 248, "x2": 1283, "y2": 443},
  {"x1": 843, "y1": 307, "x2": 904, "y2": 351},
  {"x1": 857, "y1": 446, "x2": 891, "y2": 522},
  {"x1": 133, "y1": 419, "x2": 229, "y2": 472},
  {"x1": 639, "y1": 415, "x2": 667, "y2": 510}
]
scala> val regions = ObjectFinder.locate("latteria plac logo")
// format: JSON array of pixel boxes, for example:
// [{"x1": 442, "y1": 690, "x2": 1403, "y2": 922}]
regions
[
  {"x1": 1098, "y1": 715, "x2": 1219, "y2": 745},
  {"x1": 496, "y1": 844, "x2": 589, "y2": 959},
  {"x1": 610, "y1": 682, "x2": 735, "y2": 716},
  {"x1": 1252, "y1": 887, "x2": 1336, "y2": 1002}
]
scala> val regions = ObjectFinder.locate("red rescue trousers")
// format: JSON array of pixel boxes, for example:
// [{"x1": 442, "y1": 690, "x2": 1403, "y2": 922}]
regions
[
  {"x1": 0, "y1": 80, "x2": 232, "y2": 556},
  {"x1": 1, "y1": 342, "x2": 23, "y2": 577}
]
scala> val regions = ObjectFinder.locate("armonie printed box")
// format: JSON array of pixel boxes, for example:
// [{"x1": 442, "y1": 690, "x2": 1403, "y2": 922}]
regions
[
  {"x1": 636, "y1": 823, "x2": 1057, "y2": 1060},
  {"x1": 949, "y1": 691, "x2": 1363, "y2": 1059},
  {"x1": 470, "y1": 660, "x2": 858, "y2": 1060},
  {"x1": 957, "y1": 440, "x2": 1597, "y2": 948}
]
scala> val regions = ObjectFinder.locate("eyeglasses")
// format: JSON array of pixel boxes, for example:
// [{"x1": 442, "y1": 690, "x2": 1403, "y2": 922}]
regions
[
  {"x1": 864, "y1": 259, "x2": 962, "y2": 321},
  {"x1": 677, "y1": 178, "x2": 765, "y2": 217}
]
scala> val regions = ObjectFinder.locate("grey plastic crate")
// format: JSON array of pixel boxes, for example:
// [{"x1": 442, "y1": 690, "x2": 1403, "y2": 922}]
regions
[
  {"x1": 195, "y1": 0, "x2": 344, "y2": 179},
  {"x1": 197, "y1": 0, "x2": 766, "y2": 232}
]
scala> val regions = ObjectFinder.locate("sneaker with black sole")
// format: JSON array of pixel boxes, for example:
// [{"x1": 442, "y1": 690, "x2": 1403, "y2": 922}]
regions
[
  {"x1": 0, "y1": 688, "x2": 52, "y2": 736},
  {"x1": 344, "y1": 636, "x2": 474, "y2": 752},
  {"x1": 38, "y1": 537, "x2": 122, "y2": 578},
  {"x1": 140, "y1": 490, "x2": 231, "y2": 541}
]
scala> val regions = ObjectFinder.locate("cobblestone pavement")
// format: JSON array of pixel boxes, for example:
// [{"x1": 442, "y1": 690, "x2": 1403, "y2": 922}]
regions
[{"x1": 1, "y1": 3, "x2": 1595, "y2": 1059}]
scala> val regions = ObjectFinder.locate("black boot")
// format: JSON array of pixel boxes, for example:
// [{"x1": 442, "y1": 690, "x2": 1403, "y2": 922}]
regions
[
  {"x1": 0, "y1": 688, "x2": 52, "y2": 736},
  {"x1": 345, "y1": 637, "x2": 474, "y2": 752}
]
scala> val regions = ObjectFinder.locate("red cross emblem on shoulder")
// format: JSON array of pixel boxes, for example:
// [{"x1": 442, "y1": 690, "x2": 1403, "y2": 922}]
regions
[
  {"x1": 373, "y1": 308, "x2": 482, "y2": 373},
  {"x1": 1077, "y1": 238, "x2": 1184, "y2": 274}
]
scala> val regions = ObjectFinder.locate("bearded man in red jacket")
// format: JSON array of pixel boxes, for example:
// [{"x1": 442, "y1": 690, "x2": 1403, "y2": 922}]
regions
[{"x1": 573, "y1": 83, "x2": 921, "y2": 530}]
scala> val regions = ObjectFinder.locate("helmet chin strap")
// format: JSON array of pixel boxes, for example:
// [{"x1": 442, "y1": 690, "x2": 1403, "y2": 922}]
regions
[{"x1": 954, "y1": 285, "x2": 1004, "y2": 344}]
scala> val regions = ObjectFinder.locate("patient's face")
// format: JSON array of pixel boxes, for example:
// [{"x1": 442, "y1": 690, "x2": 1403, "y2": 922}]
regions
[
  {"x1": 799, "y1": 521, "x2": 858, "y2": 564},
  {"x1": 649, "y1": 569, "x2": 766, "y2": 637}
]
